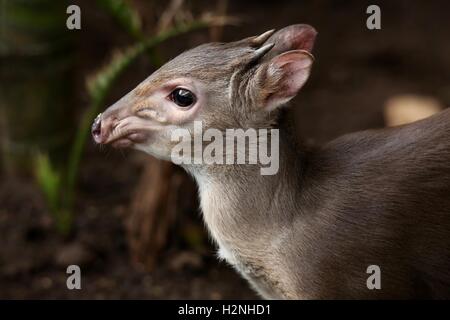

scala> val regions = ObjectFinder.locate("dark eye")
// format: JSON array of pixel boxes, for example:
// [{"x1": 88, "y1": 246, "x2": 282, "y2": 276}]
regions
[{"x1": 170, "y1": 88, "x2": 196, "y2": 107}]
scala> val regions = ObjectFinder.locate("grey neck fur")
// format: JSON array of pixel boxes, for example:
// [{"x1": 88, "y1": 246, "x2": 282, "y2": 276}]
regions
[{"x1": 182, "y1": 115, "x2": 307, "y2": 298}]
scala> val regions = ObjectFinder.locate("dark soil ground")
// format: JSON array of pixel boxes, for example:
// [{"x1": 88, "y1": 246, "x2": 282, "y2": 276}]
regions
[{"x1": 1, "y1": 0, "x2": 449, "y2": 299}]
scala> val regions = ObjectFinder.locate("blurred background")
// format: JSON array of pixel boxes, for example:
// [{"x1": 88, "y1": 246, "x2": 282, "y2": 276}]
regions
[{"x1": 0, "y1": 0, "x2": 449, "y2": 299}]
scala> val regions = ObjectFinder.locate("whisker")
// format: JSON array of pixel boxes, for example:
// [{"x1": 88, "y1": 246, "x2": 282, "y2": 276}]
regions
[{"x1": 105, "y1": 148, "x2": 111, "y2": 160}]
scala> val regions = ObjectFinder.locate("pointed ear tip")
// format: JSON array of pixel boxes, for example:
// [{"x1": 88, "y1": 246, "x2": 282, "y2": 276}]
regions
[
  {"x1": 288, "y1": 24, "x2": 318, "y2": 40},
  {"x1": 294, "y1": 24, "x2": 318, "y2": 33},
  {"x1": 310, "y1": 28, "x2": 318, "y2": 37}
]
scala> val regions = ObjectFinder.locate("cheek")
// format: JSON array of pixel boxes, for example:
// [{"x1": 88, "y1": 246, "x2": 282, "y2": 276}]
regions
[
  {"x1": 160, "y1": 99, "x2": 202, "y2": 125},
  {"x1": 133, "y1": 127, "x2": 178, "y2": 158}
]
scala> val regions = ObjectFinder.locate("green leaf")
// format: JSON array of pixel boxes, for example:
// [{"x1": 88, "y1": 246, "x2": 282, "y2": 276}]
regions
[
  {"x1": 96, "y1": 0, "x2": 143, "y2": 39},
  {"x1": 54, "y1": 208, "x2": 73, "y2": 236},
  {"x1": 34, "y1": 152, "x2": 61, "y2": 213},
  {"x1": 86, "y1": 43, "x2": 146, "y2": 103}
]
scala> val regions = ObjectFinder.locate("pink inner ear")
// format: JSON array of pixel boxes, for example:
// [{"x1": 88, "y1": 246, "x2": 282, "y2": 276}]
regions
[
  {"x1": 268, "y1": 24, "x2": 317, "y2": 56},
  {"x1": 265, "y1": 50, "x2": 313, "y2": 110},
  {"x1": 275, "y1": 50, "x2": 313, "y2": 69},
  {"x1": 282, "y1": 28, "x2": 316, "y2": 52}
]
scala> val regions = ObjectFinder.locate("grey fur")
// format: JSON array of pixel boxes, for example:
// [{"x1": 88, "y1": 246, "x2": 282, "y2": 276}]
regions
[{"x1": 97, "y1": 25, "x2": 450, "y2": 299}]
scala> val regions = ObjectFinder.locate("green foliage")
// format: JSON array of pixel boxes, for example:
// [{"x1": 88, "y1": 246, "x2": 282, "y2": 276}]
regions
[
  {"x1": 87, "y1": 44, "x2": 146, "y2": 103},
  {"x1": 34, "y1": 152, "x2": 61, "y2": 212},
  {"x1": 1, "y1": 0, "x2": 69, "y2": 55},
  {"x1": 96, "y1": 0, "x2": 143, "y2": 39},
  {"x1": 34, "y1": 152, "x2": 72, "y2": 235}
]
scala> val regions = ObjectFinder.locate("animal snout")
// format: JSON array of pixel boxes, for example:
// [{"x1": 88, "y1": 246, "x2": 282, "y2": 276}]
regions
[
  {"x1": 91, "y1": 113, "x2": 104, "y2": 143},
  {"x1": 92, "y1": 113, "x2": 116, "y2": 144}
]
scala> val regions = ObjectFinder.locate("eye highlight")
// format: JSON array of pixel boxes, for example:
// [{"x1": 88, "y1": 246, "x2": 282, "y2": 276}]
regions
[{"x1": 170, "y1": 88, "x2": 196, "y2": 108}]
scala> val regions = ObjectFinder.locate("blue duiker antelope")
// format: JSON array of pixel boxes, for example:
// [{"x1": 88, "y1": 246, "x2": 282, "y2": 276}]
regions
[{"x1": 92, "y1": 25, "x2": 450, "y2": 299}]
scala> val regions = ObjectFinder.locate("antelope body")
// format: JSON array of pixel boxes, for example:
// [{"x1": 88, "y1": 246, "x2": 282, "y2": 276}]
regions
[{"x1": 93, "y1": 25, "x2": 450, "y2": 299}]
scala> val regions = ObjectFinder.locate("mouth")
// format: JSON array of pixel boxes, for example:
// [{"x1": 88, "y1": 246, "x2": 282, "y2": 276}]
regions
[
  {"x1": 105, "y1": 131, "x2": 148, "y2": 148},
  {"x1": 109, "y1": 132, "x2": 147, "y2": 148}
]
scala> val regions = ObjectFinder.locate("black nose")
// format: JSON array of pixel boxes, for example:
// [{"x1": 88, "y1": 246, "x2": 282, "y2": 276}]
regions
[{"x1": 92, "y1": 113, "x2": 102, "y2": 142}]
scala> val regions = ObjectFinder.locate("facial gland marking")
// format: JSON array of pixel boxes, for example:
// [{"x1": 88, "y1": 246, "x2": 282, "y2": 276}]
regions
[{"x1": 136, "y1": 107, "x2": 168, "y2": 123}]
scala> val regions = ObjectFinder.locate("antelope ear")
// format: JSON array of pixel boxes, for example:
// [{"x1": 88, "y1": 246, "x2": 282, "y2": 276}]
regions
[
  {"x1": 258, "y1": 50, "x2": 313, "y2": 111},
  {"x1": 262, "y1": 24, "x2": 317, "y2": 61}
]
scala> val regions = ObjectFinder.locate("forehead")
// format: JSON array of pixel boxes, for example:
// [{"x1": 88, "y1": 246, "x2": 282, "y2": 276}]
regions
[{"x1": 149, "y1": 41, "x2": 253, "y2": 83}]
